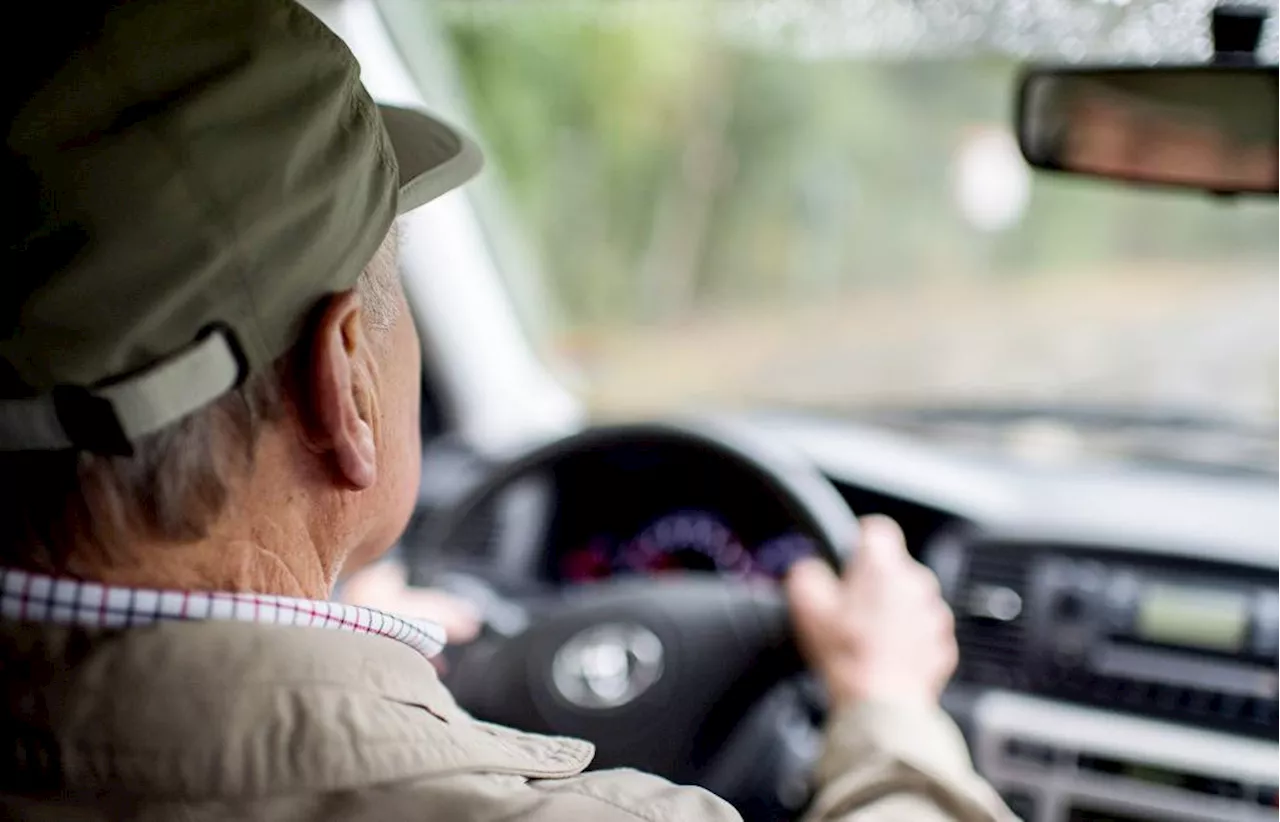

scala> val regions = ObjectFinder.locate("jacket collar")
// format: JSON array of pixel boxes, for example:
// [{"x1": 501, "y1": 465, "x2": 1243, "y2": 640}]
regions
[{"x1": 0, "y1": 567, "x2": 446, "y2": 659}]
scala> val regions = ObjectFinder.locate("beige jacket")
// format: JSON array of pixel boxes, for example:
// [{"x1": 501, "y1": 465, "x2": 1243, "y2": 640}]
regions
[{"x1": 0, "y1": 619, "x2": 1015, "y2": 821}]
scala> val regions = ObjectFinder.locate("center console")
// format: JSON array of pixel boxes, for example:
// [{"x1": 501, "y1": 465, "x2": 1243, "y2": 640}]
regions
[
  {"x1": 975, "y1": 690, "x2": 1277, "y2": 822},
  {"x1": 928, "y1": 532, "x2": 1279, "y2": 822}
]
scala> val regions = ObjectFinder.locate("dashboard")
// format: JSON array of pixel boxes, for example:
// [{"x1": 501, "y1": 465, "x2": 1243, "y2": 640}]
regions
[{"x1": 408, "y1": 412, "x2": 1279, "y2": 822}]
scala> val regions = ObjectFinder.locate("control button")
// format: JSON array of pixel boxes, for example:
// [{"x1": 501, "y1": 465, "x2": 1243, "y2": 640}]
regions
[
  {"x1": 1215, "y1": 780, "x2": 1245, "y2": 800},
  {"x1": 1075, "y1": 561, "x2": 1108, "y2": 596},
  {"x1": 1154, "y1": 685, "x2": 1180, "y2": 710},
  {"x1": 1187, "y1": 778, "x2": 1239, "y2": 798},
  {"x1": 1120, "y1": 681, "x2": 1151, "y2": 707},
  {"x1": 1053, "y1": 590, "x2": 1085, "y2": 621},
  {"x1": 1185, "y1": 775, "x2": 1245, "y2": 799},
  {"x1": 1053, "y1": 645, "x2": 1085, "y2": 668},
  {"x1": 1253, "y1": 593, "x2": 1278, "y2": 657},
  {"x1": 1248, "y1": 698, "x2": 1278, "y2": 727},
  {"x1": 1254, "y1": 627, "x2": 1279, "y2": 658},
  {"x1": 1215, "y1": 694, "x2": 1244, "y2": 719},
  {"x1": 1182, "y1": 689, "x2": 1211, "y2": 716},
  {"x1": 1105, "y1": 571, "x2": 1139, "y2": 631}
]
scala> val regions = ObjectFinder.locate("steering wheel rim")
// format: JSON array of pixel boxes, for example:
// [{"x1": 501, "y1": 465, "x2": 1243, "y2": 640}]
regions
[
  {"x1": 422, "y1": 418, "x2": 858, "y2": 567},
  {"x1": 425, "y1": 419, "x2": 857, "y2": 819}
]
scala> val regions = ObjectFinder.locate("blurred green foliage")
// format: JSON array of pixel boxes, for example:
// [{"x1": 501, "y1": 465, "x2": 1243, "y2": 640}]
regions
[{"x1": 436, "y1": 5, "x2": 1277, "y2": 330}]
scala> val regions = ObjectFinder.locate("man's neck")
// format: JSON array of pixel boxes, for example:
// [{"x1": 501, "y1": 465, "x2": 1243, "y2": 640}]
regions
[
  {"x1": 56, "y1": 526, "x2": 335, "y2": 599},
  {"x1": 54, "y1": 459, "x2": 345, "y2": 599},
  {"x1": 12, "y1": 429, "x2": 369, "y2": 599}
]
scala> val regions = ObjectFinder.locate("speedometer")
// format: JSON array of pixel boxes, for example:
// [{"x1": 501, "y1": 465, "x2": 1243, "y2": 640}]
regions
[
  {"x1": 622, "y1": 510, "x2": 756, "y2": 577},
  {"x1": 755, "y1": 532, "x2": 818, "y2": 577}
]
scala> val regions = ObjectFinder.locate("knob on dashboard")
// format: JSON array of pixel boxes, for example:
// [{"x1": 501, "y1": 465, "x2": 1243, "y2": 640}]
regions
[{"x1": 1053, "y1": 590, "x2": 1086, "y2": 621}]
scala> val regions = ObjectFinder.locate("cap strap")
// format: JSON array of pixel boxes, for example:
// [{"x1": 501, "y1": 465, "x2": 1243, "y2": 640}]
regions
[{"x1": 0, "y1": 329, "x2": 243, "y2": 455}]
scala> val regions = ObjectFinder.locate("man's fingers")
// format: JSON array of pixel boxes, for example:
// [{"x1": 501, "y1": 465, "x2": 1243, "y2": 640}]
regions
[
  {"x1": 915, "y1": 563, "x2": 943, "y2": 596},
  {"x1": 849, "y1": 514, "x2": 910, "y2": 579},
  {"x1": 785, "y1": 557, "x2": 843, "y2": 633},
  {"x1": 939, "y1": 635, "x2": 960, "y2": 677}
]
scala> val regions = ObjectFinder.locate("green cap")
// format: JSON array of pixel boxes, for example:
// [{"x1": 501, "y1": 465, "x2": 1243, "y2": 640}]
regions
[{"x1": 1, "y1": 0, "x2": 482, "y2": 454}]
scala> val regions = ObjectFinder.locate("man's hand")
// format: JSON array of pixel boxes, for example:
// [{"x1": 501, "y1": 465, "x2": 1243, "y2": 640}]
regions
[{"x1": 785, "y1": 515, "x2": 958, "y2": 708}]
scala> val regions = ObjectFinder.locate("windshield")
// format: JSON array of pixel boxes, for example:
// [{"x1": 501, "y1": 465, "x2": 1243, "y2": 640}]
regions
[{"x1": 379, "y1": 1, "x2": 1278, "y2": 452}]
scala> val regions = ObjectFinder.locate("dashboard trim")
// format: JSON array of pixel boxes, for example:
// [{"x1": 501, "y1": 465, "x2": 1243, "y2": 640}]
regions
[{"x1": 742, "y1": 413, "x2": 1279, "y2": 569}]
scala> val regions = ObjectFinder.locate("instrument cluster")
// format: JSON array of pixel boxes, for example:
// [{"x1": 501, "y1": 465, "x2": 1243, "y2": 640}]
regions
[{"x1": 553, "y1": 508, "x2": 817, "y2": 583}]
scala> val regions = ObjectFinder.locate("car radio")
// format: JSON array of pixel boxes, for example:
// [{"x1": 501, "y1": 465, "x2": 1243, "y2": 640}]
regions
[
  {"x1": 1026, "y1": 556, "x2": 1279, "y2": 733},
  {"x1": 974, "y1": 689, "x2": 1278, "y2": 822}
]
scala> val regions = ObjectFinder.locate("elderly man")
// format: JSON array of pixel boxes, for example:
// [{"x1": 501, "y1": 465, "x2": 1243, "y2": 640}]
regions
[{"x1": 0, "y1": 2, "x2": 1014, "y2": 820}]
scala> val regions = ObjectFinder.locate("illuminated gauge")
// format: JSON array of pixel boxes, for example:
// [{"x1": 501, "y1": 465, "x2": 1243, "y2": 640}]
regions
[
  {"x1": 559, "y1": 539, "x2": 614, "y2": 583},
  {"x1": 754, "y1": 532, "x2": 819, "y2": 578},
  {"x1": 622, "y1": 510, "x2": 756, "y2": 577}
]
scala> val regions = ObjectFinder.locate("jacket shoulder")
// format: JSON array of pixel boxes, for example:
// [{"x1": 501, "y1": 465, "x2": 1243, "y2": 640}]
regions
[{"x1": 298, "y1": 768, "x2": 740, "y2": 822}]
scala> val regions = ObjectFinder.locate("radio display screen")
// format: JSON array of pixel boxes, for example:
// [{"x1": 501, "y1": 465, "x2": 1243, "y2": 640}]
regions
[{"x1": 1135, "y1": 584, "x2": 1249, "y2": 653}]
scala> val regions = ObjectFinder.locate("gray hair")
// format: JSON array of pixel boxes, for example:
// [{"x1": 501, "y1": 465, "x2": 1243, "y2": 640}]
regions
[{"x1": 0, "y1": 225, "x2": 401, "y2": 570}]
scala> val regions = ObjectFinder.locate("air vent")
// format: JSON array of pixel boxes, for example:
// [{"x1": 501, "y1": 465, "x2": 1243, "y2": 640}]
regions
[{"x1": 952, "y1": 542, "x2": 1035, "y2": 689}]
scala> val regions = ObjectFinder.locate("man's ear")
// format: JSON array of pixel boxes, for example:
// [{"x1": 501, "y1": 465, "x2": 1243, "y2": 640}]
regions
[{"x1": 304, "y1": 290, "x2": 377, "y2": 490}]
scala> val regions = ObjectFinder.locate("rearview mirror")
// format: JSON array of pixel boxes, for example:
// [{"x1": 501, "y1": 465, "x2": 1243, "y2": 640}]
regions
[{"x1": 1016, "y1": 66, "x2": 1278, "y2": 194}]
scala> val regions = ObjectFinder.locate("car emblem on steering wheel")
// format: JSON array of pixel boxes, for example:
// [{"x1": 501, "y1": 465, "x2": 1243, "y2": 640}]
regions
[{"x1": 551, "y1": 623, "x2": 665, "y2": 710}]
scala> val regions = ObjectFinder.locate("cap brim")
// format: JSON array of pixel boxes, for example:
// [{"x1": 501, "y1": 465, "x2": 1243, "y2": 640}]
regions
[{"x1": 378, "y1": 104, "x2": 484, "y2": 214}]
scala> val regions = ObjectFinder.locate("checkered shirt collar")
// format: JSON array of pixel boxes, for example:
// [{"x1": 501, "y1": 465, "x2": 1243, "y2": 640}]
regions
[{"x1": 0, "y1": 567, "x2": 446, "y2": 659}]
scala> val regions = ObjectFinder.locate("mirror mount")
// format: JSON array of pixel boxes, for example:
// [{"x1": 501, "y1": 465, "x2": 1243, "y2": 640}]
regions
[
  {"x1": 1208, "y1": 4, "x2": 1271, "y2": 199},
  {"x1": 1212, "y1": 4, "x2": 1268, "y2": 66}
]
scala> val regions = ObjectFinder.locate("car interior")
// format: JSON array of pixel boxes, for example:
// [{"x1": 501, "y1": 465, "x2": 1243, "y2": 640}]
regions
[{"x1": 245, "y1": 2, "x2": 1280, "y2": 822}]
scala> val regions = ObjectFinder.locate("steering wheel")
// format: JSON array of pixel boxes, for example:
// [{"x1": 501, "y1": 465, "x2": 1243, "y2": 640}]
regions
[{"x1": 423, "y1": 420, "x2": 859, "y2": 821}]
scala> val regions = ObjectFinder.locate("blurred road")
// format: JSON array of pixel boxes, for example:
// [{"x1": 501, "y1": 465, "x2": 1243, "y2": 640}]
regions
[{"x1": 560, "y1": 265, "x2": 1278, "y2": 425}]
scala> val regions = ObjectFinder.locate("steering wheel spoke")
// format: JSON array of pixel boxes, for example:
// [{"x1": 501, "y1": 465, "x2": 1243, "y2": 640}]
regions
[{"x1": 447, "y1": 578, "x2": 795, "y2": 778}]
